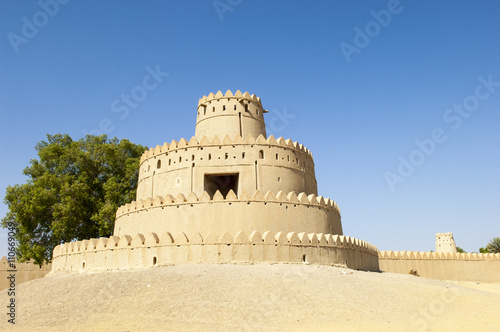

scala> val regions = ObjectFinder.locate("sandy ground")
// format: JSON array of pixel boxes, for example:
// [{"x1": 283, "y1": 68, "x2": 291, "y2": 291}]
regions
[{"x1": 1, "y1": 263, "x2": 499, "y2": 332}]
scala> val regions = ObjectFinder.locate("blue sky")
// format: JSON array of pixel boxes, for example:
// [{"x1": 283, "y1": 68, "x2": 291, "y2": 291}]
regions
[{"x1": 0, "y1": 0, "x2": 499, "y2": 258}]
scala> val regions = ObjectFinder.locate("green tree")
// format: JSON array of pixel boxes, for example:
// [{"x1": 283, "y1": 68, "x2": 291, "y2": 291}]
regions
[
  {"x1": 485, "y1": 237, "x2": 500, "y2": 253},
  {"x1": 479, "y1": 247, "x2": 489, "y2": 254},
  {"x1": 456, "y1": 246, "x2": 465, "y2": 253},
  {"x1": 2, "y1": 134, "x2": 146, "y2": 265}
]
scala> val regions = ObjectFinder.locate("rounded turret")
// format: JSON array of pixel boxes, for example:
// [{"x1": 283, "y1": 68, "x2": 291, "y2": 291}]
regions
[
  {"x1": 435, "y1": 232, "x2": 457, "y2": 254},
  {"x1": 195, "y1": 90, "x2": 267, "y2": 141}
]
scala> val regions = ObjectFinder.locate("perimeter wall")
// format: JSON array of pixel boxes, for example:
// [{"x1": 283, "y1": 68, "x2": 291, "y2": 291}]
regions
[
  {"x1": 50, "y1": 232, "x2": 380, "y2": 274},
  {"x1": 0, "y1": 257, "x2": 51, "y2": 291},
  {"x1": 379, "y1": 251, "x2": 500, "y2": 282}
]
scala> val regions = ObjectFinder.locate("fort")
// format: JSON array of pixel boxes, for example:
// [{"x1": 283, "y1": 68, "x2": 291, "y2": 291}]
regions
[
  {"x1": 5, "y1": 92, "x2": 499, "y2": 284},
  {"x1": 50, "y1": 90, "x2": 379, "y2": 273},
  {"x1": 2, "y1": 91, "x2": 499, "y2": 332}
]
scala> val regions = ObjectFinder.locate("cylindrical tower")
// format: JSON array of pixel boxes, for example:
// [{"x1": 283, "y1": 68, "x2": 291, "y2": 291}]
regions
[
  {"x1": 435, "y1": 232, "x2": 458, "y2": 254},
  {"x1": 195, "y1": 90, "x2": 267, "y2": 141}
]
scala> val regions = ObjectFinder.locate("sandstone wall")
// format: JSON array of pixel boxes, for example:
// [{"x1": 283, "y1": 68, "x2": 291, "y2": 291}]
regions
[
  {"x1": 0, "y1": 257, "x2": 51, "y2": 291},
  {"x1": 50, "y1": 232, "x2": 379, "y2": 274},
  {"x1": 136, "y1": 134, "x2": 318, "y2": 200},
  {"x1": 195, "y1": 90, "x2": 267, "y2": 141},
  {"x1": 113, "y1": 189, "x2": 342, "y2": 238},
  {"x1": 379, "y1": 251, "x2": 500, "y2": 282}
]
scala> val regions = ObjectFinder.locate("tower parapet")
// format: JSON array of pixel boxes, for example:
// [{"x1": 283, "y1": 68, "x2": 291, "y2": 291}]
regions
[
  {"x1": 436, "y1": 232, "x2": 457, "y2": 254},
  {"x1": 195, "y1": 90, "x2": 267, "y2": 141}
]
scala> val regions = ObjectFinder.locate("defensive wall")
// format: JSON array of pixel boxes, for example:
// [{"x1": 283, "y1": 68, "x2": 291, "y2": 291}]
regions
[
  {"x1": 136, "y1": 134, "x2": 318, "y2": 200},
  {"x1": 0, "y1": 257, "x2": 51, "y2": 291},
  {"x1": 50, "y1": 231, "x2": 379, "y2": 274},
  {"x1": 379, "y1": 251, "x2": 500, "y2": 282},
  {"x1": 114, "y1": 189, "x2": 342, "y2": 238}
]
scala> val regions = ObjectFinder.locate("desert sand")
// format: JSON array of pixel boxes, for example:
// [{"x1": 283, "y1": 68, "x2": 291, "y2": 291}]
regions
[{"x1": 1, "y1": 264, "x2": 499, "y2": 331}]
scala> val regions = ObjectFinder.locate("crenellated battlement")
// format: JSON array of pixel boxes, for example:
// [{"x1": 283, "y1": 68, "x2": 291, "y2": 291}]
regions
[
  {"x1": 139, "y1": 134, "x2": 313, "y2": 165},
  {"x1": 116, "y1": 189, "x2": 340, "y2": 218},
  {"x1": 113, "y1": 188, "x2": 342, "y2": 239},
  {"x1": 50, "y1": 231, "x2": 379, "y2": 274},
  {"x1": 135, "y1": 133, "x2": 319, "y2": 201},
  {"x1": 55, "y1": 232, "x2": 377, "y2": 257},
  {"x1": 435, "y1": 232, "x2": 453, "y2": 237},
  {"x1": 198, "y1": 90, "x2": 264, "y2": 108},
  {"x1": 378, "y1": 250, "x2": 500, "y2": 282},
  {"x1": 195, "y1": 90, "x2": 267, "y2": 141},
  {"x1": 378, "y1": 250, "x2": 500, "y2": 261}
]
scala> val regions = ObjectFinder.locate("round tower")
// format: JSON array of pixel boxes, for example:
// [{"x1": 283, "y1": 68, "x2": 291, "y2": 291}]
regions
[
  {"x1": 435, "y1": 232, "x2": 457, "y2": 254},
  {"x1": 50, "y1": 89, "x2": 382, "y2": 275},
  {"x1": 195, "y1": 90, "x2": 267, "y2": 141}
]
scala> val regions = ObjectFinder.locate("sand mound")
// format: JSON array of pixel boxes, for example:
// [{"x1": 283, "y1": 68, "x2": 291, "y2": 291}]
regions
[{"x1": 1, "y1": 264, "x2": 499, "y2": 331}]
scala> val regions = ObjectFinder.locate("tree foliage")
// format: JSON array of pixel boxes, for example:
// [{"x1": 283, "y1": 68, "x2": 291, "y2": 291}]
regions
[
  {"x1": 485, "y1": 237, "x2": 500, "y2": 253},
  {"x1": 479, "y1": 247, "x2": 489, "y2": 254},
  {"x1": 2, "y1": 134, "x2": 146, "y2": 264},
  {"x1": 455, "y1": 246, "x2": 465, "y2": 253}
]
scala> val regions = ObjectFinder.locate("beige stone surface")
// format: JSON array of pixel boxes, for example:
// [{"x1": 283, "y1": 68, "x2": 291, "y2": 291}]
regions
[
  {"x1": 135, "y1": 134, "x2": 318, "y2": 201},
  {"x1": 195, "y1": 90, "x2": 267, "y2": 142},
  {"x1": 51, "y1": 231, "x2": 379, "y2": 273},
  {"x1": 114, "y1": 189, "x2": 342, "y2": 239},
  {"x1": 436, "y1": 232, "x2": 457, "y2": 254},
  {"x1": 379, "y1": 251, "x2": 500, "y2": 282},
  {"x1": 2, "y1": 264, "x2": 499, "y2": 331},
  {"x1": 0, "y1": 257, "x2": 51, "y2": 291}
]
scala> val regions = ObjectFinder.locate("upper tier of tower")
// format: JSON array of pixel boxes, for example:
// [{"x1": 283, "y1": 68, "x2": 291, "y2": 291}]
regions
[{"x1": 195, "y1": 90, "x2": 268, "y2": 141}]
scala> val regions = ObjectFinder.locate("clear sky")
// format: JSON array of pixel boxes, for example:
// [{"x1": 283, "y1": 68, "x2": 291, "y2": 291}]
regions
[{"x1": 0, "y1": 0, "x2": 499, "y2": 258}]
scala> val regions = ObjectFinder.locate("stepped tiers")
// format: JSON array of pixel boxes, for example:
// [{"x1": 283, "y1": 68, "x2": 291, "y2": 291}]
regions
[{"x1": 51, "y1": 90, "x2": 379, "y2": 273}]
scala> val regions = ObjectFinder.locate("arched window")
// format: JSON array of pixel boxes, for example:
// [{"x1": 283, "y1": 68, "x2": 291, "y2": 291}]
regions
[
  {"x1": 259, "y1": 150, "x2": 264, "y2": 159},
  {"x1": 157, "y1": 160, "x2": 161, "y2": 169}
]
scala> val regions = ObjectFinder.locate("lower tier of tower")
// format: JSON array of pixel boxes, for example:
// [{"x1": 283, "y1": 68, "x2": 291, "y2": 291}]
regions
[
  {"x1": 50, "y1": 231, "x2": 379, "y2": 274},
  {"x1": 113, "y1": 189, "x2": 343, "y2": 238}
]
